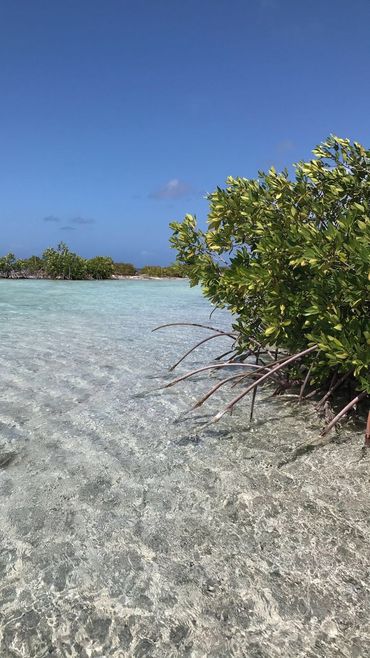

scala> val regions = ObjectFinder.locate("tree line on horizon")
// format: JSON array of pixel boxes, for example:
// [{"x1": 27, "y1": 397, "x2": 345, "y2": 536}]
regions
[{"x1": 0, "y1": 242, "x2": 190, "y2": 280}]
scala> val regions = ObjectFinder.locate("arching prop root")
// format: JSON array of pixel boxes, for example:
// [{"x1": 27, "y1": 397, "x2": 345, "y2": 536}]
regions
[
  {"x1": 153, "y1": 324, "x2": 369, "y2": 441},
  {"x1": 366, "y1": 412, "x2": 370, "y2": 447}
]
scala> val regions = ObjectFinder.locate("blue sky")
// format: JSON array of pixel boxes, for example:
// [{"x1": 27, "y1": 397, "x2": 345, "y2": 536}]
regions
[{"x1": 1, "y1": 0, "x2": 370, "y2": 265}]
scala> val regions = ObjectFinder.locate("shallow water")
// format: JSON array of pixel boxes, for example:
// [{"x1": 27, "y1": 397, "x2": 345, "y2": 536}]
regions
[{"x1": 0, "y1": 280, "x2": 369, "y2": 658}]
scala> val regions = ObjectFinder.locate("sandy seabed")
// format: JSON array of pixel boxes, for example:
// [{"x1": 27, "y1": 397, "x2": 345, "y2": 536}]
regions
[{"x1": 0, "y1": 280, "x2": 368, "y2": 658}]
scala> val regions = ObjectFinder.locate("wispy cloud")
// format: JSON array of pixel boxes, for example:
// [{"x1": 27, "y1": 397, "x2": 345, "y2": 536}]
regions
[
  {"x1": 43, "y1": 215, "x2": 60, "y2": 223},
  {"x1": 71, "y1": 216, "x2": 95, "y2": 225},
  {"x1": 60, "y1": 226, "x2": 76, "y2": 232},
  {"x1": 150, "y1": 179, "x2": 192, "y2": 200},
  {"x1": 277, "y1": 139, "x2": 296, "y2": 155}
]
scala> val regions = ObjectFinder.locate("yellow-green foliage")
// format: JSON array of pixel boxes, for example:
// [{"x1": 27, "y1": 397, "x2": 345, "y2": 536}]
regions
[
  {"x1": 170, "y1": 136, "x2": 370, "y2": 394},
  {"x1": 113, "y1": 262, "x2": 137, "y2": 276},
  {"x1": 42, "y1": 243, "x2": 87, "y2": 280},
  {"x1": 87, "y1": 256, "x2": 114, "y2": 279}
]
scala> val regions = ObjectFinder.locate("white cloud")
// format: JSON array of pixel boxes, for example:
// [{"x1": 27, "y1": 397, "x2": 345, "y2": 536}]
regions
[{"x1": 150, "y1": 179, "x2": 191, "y2": 200}]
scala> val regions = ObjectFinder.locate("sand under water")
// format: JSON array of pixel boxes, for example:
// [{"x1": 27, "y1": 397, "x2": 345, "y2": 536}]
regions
[{"x1": 0, "y1": 279, "x2": 368, "y2": 657}]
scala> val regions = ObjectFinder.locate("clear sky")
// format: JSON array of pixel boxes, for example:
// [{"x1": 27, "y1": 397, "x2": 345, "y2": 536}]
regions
[{"x1": 1, "y1": 0, "x2": 370, "y2": 265}]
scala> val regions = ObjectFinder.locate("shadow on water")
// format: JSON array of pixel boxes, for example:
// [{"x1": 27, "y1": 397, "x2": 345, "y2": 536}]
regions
[
  {"x1": 132, "y1": 389, "x2": 164, "y2": 399},
  {"x1": 175, "y1": 428, "x2": 232, "y2": 446}
]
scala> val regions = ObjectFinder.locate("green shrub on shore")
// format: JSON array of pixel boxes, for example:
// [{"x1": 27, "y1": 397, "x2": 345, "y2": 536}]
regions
[
  {"x1": 141, "y1": 263, "x2": 191, "y2": 277},
  {"x1": 0, "y1": 253, "x2": 17, "y2": 277},
  {"x1": 42, "y1": 243, "x2": 87, "y2": 280},
  {"x1": 141, "y1": 265, "x2": 168, "y2": 277},
  {"x1": 113, "y1": 262, "x2": 137, "y2": 276},
  {"x1": 87, "y1": 256, "x2": 114, "y2": 279},
  {"x1": 169, "y1": 136, "x2": 370, "y2": 435},
  {"x1": 0, "y1": 246, "x2": 188, "y2": 280},
  {"x1": 17, "y1": 256, "x2": 43, "y2": 274}
]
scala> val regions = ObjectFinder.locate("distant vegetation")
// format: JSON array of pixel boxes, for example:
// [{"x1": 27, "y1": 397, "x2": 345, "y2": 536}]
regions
[
  {"x1": 113, "y1": 262, "x2": 137, "y2": 276},
  {"x1": 0, "y1": 242, "x2": 190, "y2": 280},
  {"x1": 141, "y1": 263, "x2": 191, "y2": 278}
]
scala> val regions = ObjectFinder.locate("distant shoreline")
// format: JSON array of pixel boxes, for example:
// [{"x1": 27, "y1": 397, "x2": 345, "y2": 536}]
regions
[
  {"x1": 111, "y1": 275, "x2": 186, "y2": 281},
  {"x1": 0, "y1": 273, "x2": 186, "y2": 281}
]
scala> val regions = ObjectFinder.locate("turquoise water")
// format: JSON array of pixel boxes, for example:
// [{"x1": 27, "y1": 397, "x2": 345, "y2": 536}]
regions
[
  {"x1": 0, "y1": 279, "x2": 230, "y2": 435},
  {"x1": 0, "y1": 280, "x2": 367, "y2": 658}
]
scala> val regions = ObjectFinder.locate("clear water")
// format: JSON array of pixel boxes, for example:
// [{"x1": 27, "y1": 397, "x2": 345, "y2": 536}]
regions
[
  {"x1": 0, "y1": 280, "x2": 367, "y2": 658},
  {"x1": 0, "y1": 279, "x2": 218, "y2": 409}
]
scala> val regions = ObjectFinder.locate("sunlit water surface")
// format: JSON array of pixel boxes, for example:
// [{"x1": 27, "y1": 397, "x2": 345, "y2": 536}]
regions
[{"x1": 0, "y1": 280, "x2": 368, "y2": 658}]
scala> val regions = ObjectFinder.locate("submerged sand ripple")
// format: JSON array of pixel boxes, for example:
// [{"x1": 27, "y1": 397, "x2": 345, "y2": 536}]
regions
[{"x1": 0, "y1": 280, "x2": 369, "y2": 657}]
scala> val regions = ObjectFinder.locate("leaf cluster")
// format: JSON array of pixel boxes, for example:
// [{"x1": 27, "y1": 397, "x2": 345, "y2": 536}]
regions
[
  {"x1": 0, "y1": 253, "x2": 17, "y2": 276},
  {"x1": 170, "y1": 136, "x2": 370, "y2": 394},
  {"x1": 42, "y1": 242, "x2": 87, "y2": 279},
  {"x1": 86, "y1": 256, "x2": 114, "y2": 279}
]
